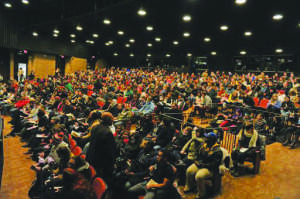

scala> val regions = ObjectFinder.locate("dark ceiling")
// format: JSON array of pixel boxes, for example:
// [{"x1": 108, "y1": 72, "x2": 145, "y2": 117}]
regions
[{"x1": 1, "y1": 0, "x2": 300, "y2": 66}]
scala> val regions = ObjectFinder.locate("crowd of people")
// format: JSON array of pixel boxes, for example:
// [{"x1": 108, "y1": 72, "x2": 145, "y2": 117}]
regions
[{"x1": 0, "y1": 67, "x2": 299, "y2": 199}]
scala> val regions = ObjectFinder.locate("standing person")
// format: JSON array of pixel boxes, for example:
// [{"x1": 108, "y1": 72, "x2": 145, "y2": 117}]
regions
[
  {"x1": 86, "y1": 112, "x2": 117, "y2": 185},
  {"x1": 18, "y1": 67, "x2": 24, "y2": 82}
]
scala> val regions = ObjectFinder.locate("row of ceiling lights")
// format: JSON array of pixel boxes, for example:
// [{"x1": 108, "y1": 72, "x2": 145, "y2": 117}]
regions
[
  {"x1": 110, "y1": 48, "x2": 284, "y2": 58},
  {"x1": 3, "y1": 0, "x2": 249, "y2": 9},
  {"x1": 4, "y1": 0, "x2": 29, "y2": 7}
]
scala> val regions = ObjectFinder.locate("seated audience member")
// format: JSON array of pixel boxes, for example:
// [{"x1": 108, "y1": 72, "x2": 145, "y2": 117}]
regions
[
  {"x1": 180, "y1": 128, "x2": 205, "y2": 166},
  {"x1": 267, "y1": 93, "x2": 281, "y2": 113},
  {"x1": 254, "y1": 113, "x2": 268, "y2": 135},
  {"x1": 127, "y1": 149, "x2": 180, "y2": 199},
  {"x1": 231, "y1": 120, "x2": 259, "y2": 176},
  {"x1": 184, "y1": 132, "x2": 223, "y2": 199}
]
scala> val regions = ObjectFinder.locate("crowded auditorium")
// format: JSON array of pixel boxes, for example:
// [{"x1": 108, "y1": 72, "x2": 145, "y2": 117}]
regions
[{"x1": 0, "y1": 0, "x2": 300, "y2": 199}]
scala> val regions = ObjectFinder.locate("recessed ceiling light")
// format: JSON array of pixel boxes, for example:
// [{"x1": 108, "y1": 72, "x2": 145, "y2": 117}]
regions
[
  {"x1": 4, "y1": 3, "x2": 12, "y2": 8},
  {"x1": 22, "y1": 0, "x2": 29, "y2": 5},
  {"x1": 183, "y1": 32, "x2": 190, "y2": 37},
  {"x1": 166, "y1": 54, "x2": 171, "y2": 57},
  {"x1": 182, "y1": 14, "x2": 191, "y2": 22},
  {"x1": 130, "y1": 53, "x2": 134, "y2": 57},
  {"x1": 235, "y1": 0, "x2": 247, "y2": 5},
  {"x1": 240, "y1": 50, "x2": 247, "y2": 55},
  {"x1": 204, "y1": 37, "x2": 211, "y2": 42},
  {"x1": 146, "y1": 26, "x2": 153, "y2": 31},
  {"x1": 244, "y1": 31, "x2": 252, "y2": 36},
  {"x1": 173, "y1": 41, "x2": 179, "y2": 45},
  {"x1": 137, "y1": 8, "x2": 147, "y2": 16},
  {"x1": 187, "y1": 53, "x2": 192, "y2": 57},
  {"x1": 85, "y1": 40, "x2": 94, "y2": 44},
  {"x1": 117, "y1": 30, "x2": 124, "y2": 35},
  {"x1": 32, "y1": 32, "x2": 38, "y2": 37},
  {"x1": 211, "y1": 51, "x2": 217, "y2": 55},
  {"x1": 275, "y1": 48, "x2": 283, "y2": 53},
  {"x1": 113, "y1": 52, "x2": 118, "y2": 56},
  {"x1": 53, "y1": 29, "x2": 59, "y2": 34},
  {"x1": 76, "y1": 25, "x2": 83, "y2": 31},
  {"x1": 125, "y1": 44, "x2": 130, "y2": 47},
  {"x1": 108, "y1": 40, "x2": 114, "y2": 44},
  {"x1": 155, "y1": 37, "x2": 161, "y2": 42},
  {"x1": 273, "y1": 14, "x2": 283, "y2": 21},
  {"x1": 147, "y1": 53, "x2": 152, "y2": 57},
  {"x1": 93, "y1": 34, "x2": 99, "y2": 38},
  {"x1": 129, "y1": 38, "x2": 135, "y2": 43},
  {"x1": 103, "y1": 19, "x2": 111, "y2": 25},
  {"x1": 220, "y1": 25, "x2": 229, "y2": 31},
  {"x1": 70, "y1": 34, "x2": 76, "y2": 38},
  {"x1": 53, "y1": 33, "x2": 58, "y2": 37},
  {"x1": 147, "y1": 43, "x2": 152, "y2": 47},
  {"x1": 70, "y1": 40, "x2": 76, "y2": 43},
  {"x1": 105, "y1": 43, "x2": 110, "y2": 46}
]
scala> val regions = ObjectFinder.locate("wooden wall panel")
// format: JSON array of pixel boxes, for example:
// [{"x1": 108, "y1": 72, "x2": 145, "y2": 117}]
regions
[
  {"x1": 28, "y1": 53, "x2": 55, "y2": 79},
  {"x1": 65, "y1": 57, "x2": 87, "y2": 74}
]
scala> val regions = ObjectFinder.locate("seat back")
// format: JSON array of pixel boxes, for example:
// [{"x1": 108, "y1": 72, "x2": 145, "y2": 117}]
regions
[
  {"x1": 72, "y1": 146, "x2": 83, "y2": 156},
  {"x1": 92, "y1": 177, "x2": 107, "y2": 199},
  {"x1": 257, "y1": 135, "x2": 266, "y2": 161}
]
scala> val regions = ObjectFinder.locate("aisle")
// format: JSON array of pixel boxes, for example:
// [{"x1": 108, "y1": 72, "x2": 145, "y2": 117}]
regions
[{"x1": 0, "y1": 116, "x2": 35, "y2": 199}]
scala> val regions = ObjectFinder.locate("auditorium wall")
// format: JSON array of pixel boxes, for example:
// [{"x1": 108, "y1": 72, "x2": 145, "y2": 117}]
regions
[
  {"x1": 65, "y1": 57, "x2": 87, "y2": 74},
  {"x1": 28, "y1": 53, "x2": 56, "y2": 79}
]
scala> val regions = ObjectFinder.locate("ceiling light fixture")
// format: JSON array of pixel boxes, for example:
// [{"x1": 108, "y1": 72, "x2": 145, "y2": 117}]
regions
[
  {"x1": 173, "y1": 41, "x2": 179, "y2": 45},
  {"x1": 183, "y1": 32, "x2": 190, "y2": 37},
  {"x1": 211, "y1": 51, "x2": 217, "y2": 56},
  {"x1": 32, "y1": 32, "x2": 38, "y2": 37},
  {"x1": 70, "y1": 34, "x2": 76, "y2": 38},
  {"x1": 103, "y1": 19, "x2": 111, "y2": 25},
  {"x1": 93, "y1": 34, "x2": 99, "y2": 38},
  {"x1": 220, "y1": 25, "x2": 229, "y2": 31},
  {"x1": 113, "y1": 53, "x2": 119, "y2": 56},
  {"x1": 147, "y1": 53, "x2": 152, "y2": 57},
  {"x1": 146, "y1": 26, "x2": 153, "y2": 31},
  {"x1": 108, "y1": 41, "x2": 114, "y2": 45},
  {"x1": 125, "y1": 44, "x2": 130, "y2": 47},
  {"x1": 70, "y1": 40, "x2": 76, "y2": 43},
  {"x1": 130, "y1": 53, "x2": 134, "y2": 57},
  {"x1": 53, "y1": 29, "x2": 59, "y2": 34},
  {"x1": 244, "y1": 31, "x2": 252, "y2": 36},
  {"x1": 235, "y1": 0, "x2": 247, "y2": 5},
  {"x1": 155, "y1": 37, "x2": 161, "y2": 42},
  {"x1": 204, "y1": 37, "x2": 211, "y2": 42},
  {"x1": 275, "y1": 48, "x2": 283, "y2": 53},
  {"x1": 53, "y1": 33, "x2": 58, "y2": 37},
  {"x1": 137, "y1": 8, "x2": 147, "y2": 16},
  {"x1": 4, "y1": 2, "x2": 12, "y2": 8},
  {"x1": 117, "y1": 30, "x2": 124, "y2": 35},
  {"x1": 129, "y1": 39, "x2": 135, "y2": 43},
  {"x1": 22, "y1": 0, "x2": 29, "y2": 5},
  {"x1": 273, "y1": 14, "x2": 283, "y2": 21},
  {"x1": 105, "y1": 43, "x2": 110, "y2": 46},
  {"x1": 147, "y1": 43, "x2": 152, "y2": 47},
  {"x1": 187, "y1": 53, "x2": 192, "y2": 57},
  {"x1": 182, "y1": 14, "x2": 192, "y2": 22},
  {"x1": 76, "y1": 25, "x2": 83, "y2": 31},
  {"x1": 166, "y1": 54, "x2": 171, "y2": 57},
  {"x1": 86, "y1": 40, "x2": 94, "y2": 44},
  {"x1": 240, "y1": 50, "x2": 247, "y2": 55}
]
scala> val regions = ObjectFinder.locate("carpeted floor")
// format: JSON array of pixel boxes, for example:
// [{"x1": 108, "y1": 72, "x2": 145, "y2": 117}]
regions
[{"x1": 0, "y1": 115, "x2": 300, "y2": 199}]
